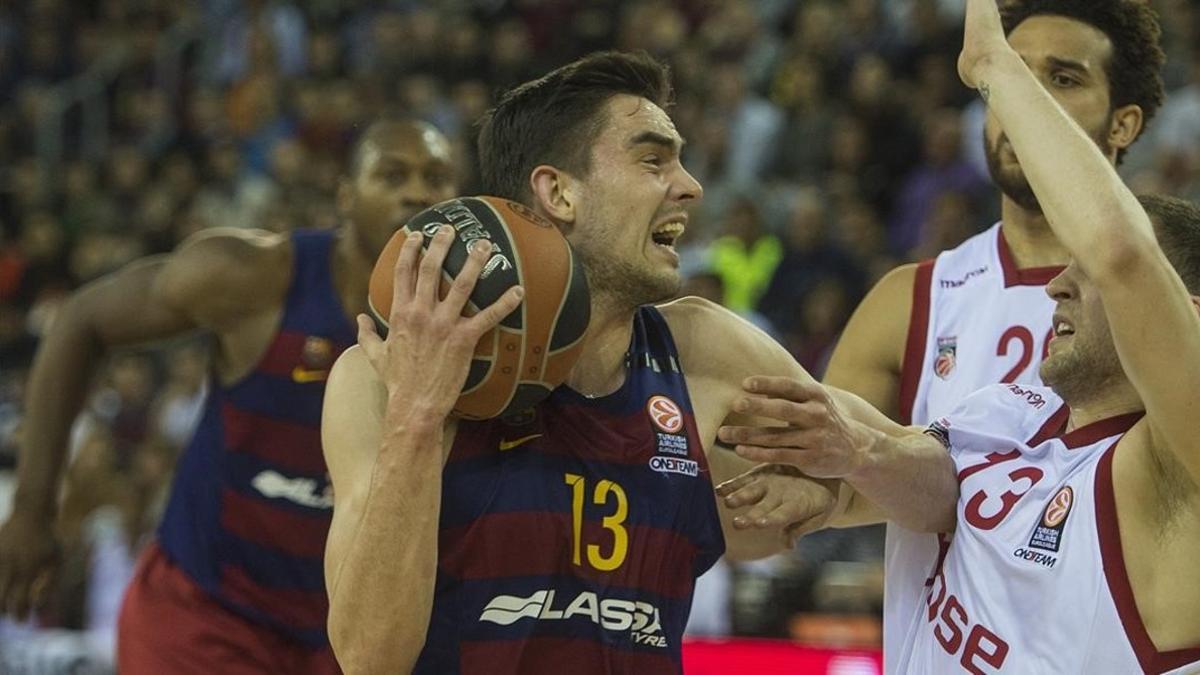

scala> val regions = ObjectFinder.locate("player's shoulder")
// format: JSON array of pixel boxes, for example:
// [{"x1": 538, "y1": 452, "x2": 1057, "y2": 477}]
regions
[
  {"x1": 656, "y1": 296, "x2": 782, "y2": 372},
  {"x1": 935, "y1": 383, "x2": 1063, "y2": 448},
  {"x1": 935, "y1": 223, "x2": 1001, "y2": 264},
  {"x1": 159, "y1": 228, "x2": 293, "y2": 307},
  {"x1": 175, "y1": 227, "x2": 292, "y2": 267}
]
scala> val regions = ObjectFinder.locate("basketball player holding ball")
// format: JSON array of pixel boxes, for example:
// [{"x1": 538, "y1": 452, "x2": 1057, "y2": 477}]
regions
[
  {"x1": 0, "y1": 119, "x2": 457, "y2": 674},
  {"x1": 321, "y1": 52, "x2": 847, "y2": 674}
]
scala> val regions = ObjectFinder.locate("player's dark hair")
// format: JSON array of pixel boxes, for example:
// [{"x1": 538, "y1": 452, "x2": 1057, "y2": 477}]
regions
[
  {"x1": 1002, "y1": 0, "x2": 1165, "y2": 165},
  {"x1": 1138, "y1": 194, "x2": 1200, "y2": 294},
  {"x1": 477, "y1": 50, "x2": 673, "y2": 203}
]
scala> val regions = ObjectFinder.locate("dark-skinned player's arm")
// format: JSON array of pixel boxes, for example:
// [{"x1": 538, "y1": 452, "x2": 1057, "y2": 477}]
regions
[
  {"x1": 958, "y1": 0, "x2": 1200, "y2": 487},
  {"x1": 0, "y1": 228, "x2": 288, "y2": 620},
  {"x1": 322, "y1": 227, "x2": 523, "y2": 675}
]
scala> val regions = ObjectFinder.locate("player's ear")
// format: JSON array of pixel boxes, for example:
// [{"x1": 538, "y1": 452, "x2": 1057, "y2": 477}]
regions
[
  {"x1": 1191, "y1": 295, "x2": 1200, "y2": 317},
  {"x1": 1108, "y1": 104, "x2": 1143, "y2": 152},
  {"x1": 529, "y1": 165, "x2": 576, "y2": 226}
]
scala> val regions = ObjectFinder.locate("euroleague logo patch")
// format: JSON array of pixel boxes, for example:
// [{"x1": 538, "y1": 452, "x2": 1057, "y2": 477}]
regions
[
  {"x1": 647, "y1": 395, "x2": 683, "y2": 434},
  {"x1": 1027, "y1": 486, "x2": 1074, "y2": 554}
]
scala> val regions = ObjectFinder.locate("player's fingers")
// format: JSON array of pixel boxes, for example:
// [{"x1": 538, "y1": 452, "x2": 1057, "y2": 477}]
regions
[
  {"x1": 415, "y1": 225, "x2": 455, "y2": 305},
  {"x1": 733, "y1": 493, "x2": 782, "y2": 528},
  {"x1": 713, "y1": 463, "x2": 772, "y2": 498},
  {"x1": 720, "y1": 481, "x2": 767, "y2": 509},
  {"x1": 735, "y1": 444, "x2": 815, "y2": 469},
  {"x1": 356, "y1": 314, "x2": 385, "y2": 359},
  {"x1": 29, "y1": 570, "x2": 52, "y2": 613},
  {"x1": 743, "y1": 376, "x2": 827, "y2": 404},
  {"x1": 390, "y1": 230, "x2": 424, "y2": 318},
  {"x1": 718, "y1": 424, "x2": 808, "y2": 449},
  {"x1": 465, "y1": 285, "x2": 524, "y2": 337},
  {"x1": 440, "y1": 239, "x2": 491, "y2": 319}
]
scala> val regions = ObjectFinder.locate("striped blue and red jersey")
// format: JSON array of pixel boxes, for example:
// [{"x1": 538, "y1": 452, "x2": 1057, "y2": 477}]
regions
[
  {"x1": 156, "y1": 229, "x2": 355, "y2": 647},
  {"x1": 416, "y1": 306, "x2": 726, "y2": 674}
]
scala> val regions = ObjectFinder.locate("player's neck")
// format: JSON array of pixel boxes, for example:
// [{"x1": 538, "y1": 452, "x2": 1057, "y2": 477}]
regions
[
  {"x1": 1063, "y1": 380, "x2": 1144, "y2": 432},
  {"x1": 565, "y1": 296, "x2": 636, "y2": 398},
  {"x1": 1000, "y1": 198, "x2": 1072, "y2": 269},
  {"x1": 331, "y1": 228, "x2": 372, "y2": 320}
]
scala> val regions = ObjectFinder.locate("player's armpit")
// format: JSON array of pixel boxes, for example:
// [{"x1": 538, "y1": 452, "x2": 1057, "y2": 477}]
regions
[
  {"x1": 1093, "y1": 245, "x2": 1200, "y2": 492},
  {"x1": 823, "y1": 263, "x2": 919, "y2": 421}
]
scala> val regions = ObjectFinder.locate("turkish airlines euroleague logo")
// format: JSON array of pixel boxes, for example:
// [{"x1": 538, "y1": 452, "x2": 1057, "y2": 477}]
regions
[
  {"x1": 647, "y1": 395, "x2": 683, "y2": 434},
  {"x1": 1042, "y1": 486, "x2": 1073, "y2": 527},
  {"x1": 1025, "y1": 486, "x2": 1074, "y2": 555}
]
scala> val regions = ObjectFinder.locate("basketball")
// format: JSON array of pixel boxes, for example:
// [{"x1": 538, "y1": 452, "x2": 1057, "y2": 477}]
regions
[{"x1": 368, "y1": 196, "x2": 590, "y2": 420}]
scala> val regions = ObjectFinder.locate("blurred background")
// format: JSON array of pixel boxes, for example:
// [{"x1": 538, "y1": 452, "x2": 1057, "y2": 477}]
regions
[{"x1": 0, "y1": 0, "x2": 1197, "y2": 672}]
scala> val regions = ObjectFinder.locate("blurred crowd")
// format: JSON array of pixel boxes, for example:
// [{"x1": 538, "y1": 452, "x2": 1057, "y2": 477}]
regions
[{"x1": 1, "y1": 0, "x2": 1198, "y2": 669}]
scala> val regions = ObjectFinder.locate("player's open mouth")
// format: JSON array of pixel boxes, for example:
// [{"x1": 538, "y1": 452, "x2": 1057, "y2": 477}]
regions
[
  {"x1": 651, "y1": 220, "x2": 685, "y2": 250},
  {"x1": 1052, "y1": 316, "x2": 1075, "y2": 338}
]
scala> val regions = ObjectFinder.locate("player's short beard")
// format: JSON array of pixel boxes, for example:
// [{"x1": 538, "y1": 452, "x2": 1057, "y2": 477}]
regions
[
  {"x1": 1039, "y1": 331, "x2": 1124, "y2": 407},
  {"x1": 985, "y1": 127, "x2": 1113, "y2": 214},
  {"x1": 576, "y1": 246, "x2": 680, "y2": 311}
]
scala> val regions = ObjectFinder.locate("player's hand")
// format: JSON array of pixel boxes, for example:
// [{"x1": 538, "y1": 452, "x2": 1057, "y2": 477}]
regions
[
  {"x1": 715, "y1": 464, "x2": 838, "y2": 547},
  {"x1": 0, "y1": 510, "x2": 60, "y2": 620},
  {"x1": 357, "y1": 225, "x2": 524, "y2": 417},
  {"x1": 717, "y1": 377, "x2": 883, "y2": 480},
  {"x1": 958, "y1": 0, "x2": 1013, "y2": 90}
]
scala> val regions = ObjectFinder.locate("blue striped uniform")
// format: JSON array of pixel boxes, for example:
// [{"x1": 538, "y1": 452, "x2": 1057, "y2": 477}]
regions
[
  {"x1": 156, "y1": 230, "x2": 355, "y2": 646},
  {"x1": 416, "y1": 306, "x2": 725, "y2": 674}
]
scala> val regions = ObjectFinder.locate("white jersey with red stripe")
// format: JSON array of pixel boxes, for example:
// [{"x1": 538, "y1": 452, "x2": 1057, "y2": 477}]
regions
[
  {"x1": 893, "y1": 384, "x2": 1200, "y2": 675},
  {"x1": 884, "y1": 223, "x2": 1063, "y2": 673}
]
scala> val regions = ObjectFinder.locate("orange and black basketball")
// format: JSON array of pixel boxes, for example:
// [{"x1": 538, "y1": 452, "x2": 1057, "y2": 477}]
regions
[{"x1": 368, "y1": 196, "x2": 590, "y2": 420}]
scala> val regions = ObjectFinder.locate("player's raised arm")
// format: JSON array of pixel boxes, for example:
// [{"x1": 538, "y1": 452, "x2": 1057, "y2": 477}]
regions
[
  {"x1": 0, "y1": 228, "x2": 287, "y2": 619},
  {"x1": 321, "y1": 227, "x2": 522, "y2": 674},
  {"x1": 959, "y1": 0, "x2": 1200, "y2": 481}
]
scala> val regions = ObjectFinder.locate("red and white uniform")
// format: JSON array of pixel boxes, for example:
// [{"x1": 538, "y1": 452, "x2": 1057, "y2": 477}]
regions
[
  {"x1": 884, "y1": 224, "x2": 1063, "y2": 672},
  {"x1": 893, "y1": 384, "x2": 1200, "y2": 674}
]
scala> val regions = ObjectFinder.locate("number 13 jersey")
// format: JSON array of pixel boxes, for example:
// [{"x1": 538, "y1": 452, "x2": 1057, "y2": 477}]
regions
[
  {"x1": 896, "y1": 384, "x2": 1200, "y2": 674},
  {"x1": 413, "y1": 306, "x2": 725, "y2": 675},
  {"x1": 885, "y1": 224, "x2": 1064, "y2": 673}
]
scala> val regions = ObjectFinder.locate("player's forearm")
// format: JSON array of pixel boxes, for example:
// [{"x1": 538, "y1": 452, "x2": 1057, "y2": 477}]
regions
[
  {"x1": 845, "y1": 430, "x2": 958, "y2": 533},
  {"x1": 327, "y1": 411, "x2": 445, "y2": 674},
  {"x1": 13, "y1": 303, "x2": 106, "y2": 518},
  {"x1": 973, "y1": 50, "x2": 1156, "y2": 276}
]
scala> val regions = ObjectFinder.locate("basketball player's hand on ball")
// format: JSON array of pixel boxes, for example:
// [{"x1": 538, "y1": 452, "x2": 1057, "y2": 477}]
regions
[
  {"x1": 716, "y1": 377, "x2": 883, "y2": 481},
  {"x1": 715, "y1": 465, "x2": 839, "y2": 547},
  {"x1": 958, "y1": 0, "x2": 1012, "y2": 90},
  {"x1": 357, "y1": 225, "x2": 524, "y2": 417},
  {"x1": 0, "y1": 511, "x2": 59, "y2": 619}
]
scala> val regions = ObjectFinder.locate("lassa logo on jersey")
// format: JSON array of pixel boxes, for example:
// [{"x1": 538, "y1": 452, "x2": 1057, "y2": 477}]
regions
[
  {"x1": 479, "y1": 589, "x2": 668, "y2": 648},
  {"x1": 647, "y1": 395, "x2": 683, "y2": 433}
]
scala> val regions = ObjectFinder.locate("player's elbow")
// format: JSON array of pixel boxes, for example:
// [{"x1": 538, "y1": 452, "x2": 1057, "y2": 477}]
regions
[{"x1": 328, "y1": 607, "x2": 425, "y2": 675}]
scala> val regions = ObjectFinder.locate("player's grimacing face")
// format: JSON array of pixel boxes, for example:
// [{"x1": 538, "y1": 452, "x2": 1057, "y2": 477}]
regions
[
  {"x1": 567, "y1": 95, "x2": 703, "y2": 306},
  {"x1": 984, "y1": 16, "x2": 1118, "y2": 210},
  {"x1": 1040, "y1": 262, "x2": 1124, "y2": 400},
  {"x1": 346, "y1": 126, "x2": 458, "y2": 259}
]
